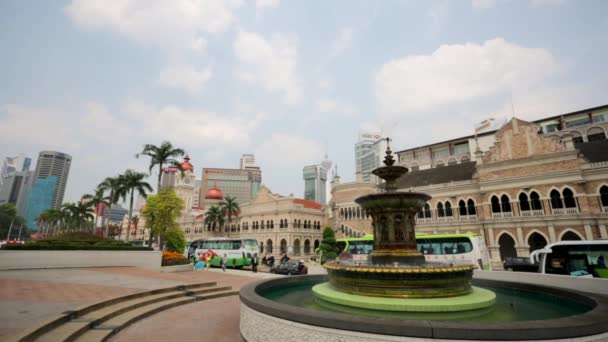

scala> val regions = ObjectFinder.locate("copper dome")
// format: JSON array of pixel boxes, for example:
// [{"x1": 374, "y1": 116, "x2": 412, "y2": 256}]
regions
[
  {"x1": 205, "y1": 186, "x2": 223, "y2": 200},
  {"x1": 181, "y1": 155, "x2": 193, "y2": 172}
]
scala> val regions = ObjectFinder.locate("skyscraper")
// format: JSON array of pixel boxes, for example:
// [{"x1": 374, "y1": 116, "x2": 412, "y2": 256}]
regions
[
  {"x1": 199, "y1": 155, "x2": 262, "y2": 208},
  {"x1": 303, "y1": 164, "x2": 328, "y2": 205},
  {"x1": 24, "y1": 151, "x2": 72, "y2": 229},
  {"x1": 355, "y1": 131, "x2": 386, "y2": 183},
  {"x1": 0, "y1": 154, "x2": 33, "y2": 215}
]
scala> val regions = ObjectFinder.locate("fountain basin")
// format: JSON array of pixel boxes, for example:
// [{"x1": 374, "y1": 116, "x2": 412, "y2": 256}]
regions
[
  {"x1": 324, "y1": 262, "x2": 476, "y2": 298},
  {"x1": 240, "y1": 275, "x2": 608, "y2": 341}
]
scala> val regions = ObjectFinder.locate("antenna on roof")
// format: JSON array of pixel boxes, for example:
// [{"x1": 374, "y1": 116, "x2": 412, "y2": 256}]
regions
[{"x1": 510, "y1": 92, "x2": 516, "y2": 118}]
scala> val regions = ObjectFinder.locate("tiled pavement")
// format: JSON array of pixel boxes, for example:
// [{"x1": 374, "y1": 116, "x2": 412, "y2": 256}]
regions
[{"x1": 0, "y1": 266, "x2": 281, "y2": 341}]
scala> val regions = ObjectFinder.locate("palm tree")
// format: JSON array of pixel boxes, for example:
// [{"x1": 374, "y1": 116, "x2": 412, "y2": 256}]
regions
[
  {"x1": 82, "y1": 188, "x2": 111, "y2": 231},
  {"x1": 219, "y1": 196, "x2": 239, "y2": 237},
  {"x1": 136, "y1": 141, "x2": 185, "y2": 193},
  {"x1": 97, "y1": 176, "x2": 124, "y2": 237},
  {"x1": 204, "y1": 206, "x2": 224, "y2": 232},
  {"x1": 116, "y1": 169, "x2": 153, "y2": 242},
  {"x1": 61, "y1": 202, "x2": 94, "y2": 232}
]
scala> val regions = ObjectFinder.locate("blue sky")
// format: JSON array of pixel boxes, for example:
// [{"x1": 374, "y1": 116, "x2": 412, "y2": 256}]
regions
[{"x1": 1, "y1": 0, "x2": 607, "y2": 204}]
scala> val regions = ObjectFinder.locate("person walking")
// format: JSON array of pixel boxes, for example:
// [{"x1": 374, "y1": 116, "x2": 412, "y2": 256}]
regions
[
  {"x1": 251, "y1": 254, "x2": 258, "y2": 273},
  {"x1": 221, "y1": 254, "x2": 227, "y2": 272}
]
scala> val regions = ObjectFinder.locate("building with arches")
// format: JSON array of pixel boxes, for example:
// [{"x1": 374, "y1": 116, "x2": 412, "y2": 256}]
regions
[
  {"x1": 329, "y1": 171, "x2": 377, "y2": 238},
  {"x1": 392, "y1": 113, "x2": 608, "y2": 269},
  {"x1": 237, "y1": 185, "x2": 325, "y2": 257}
]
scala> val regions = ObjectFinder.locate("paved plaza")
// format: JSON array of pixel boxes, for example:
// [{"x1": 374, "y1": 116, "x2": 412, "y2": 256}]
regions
[{"x1": 0, "y1": 266, "x2": 282, "y2": 341}]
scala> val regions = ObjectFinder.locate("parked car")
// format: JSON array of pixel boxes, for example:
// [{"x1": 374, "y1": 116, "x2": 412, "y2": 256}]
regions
[
  {"x1": 503, "y1": 257, "x2": 538, "y2": 272},
  {"x1": 270, "y1": 260, "x2": 308, "y2": 275}
]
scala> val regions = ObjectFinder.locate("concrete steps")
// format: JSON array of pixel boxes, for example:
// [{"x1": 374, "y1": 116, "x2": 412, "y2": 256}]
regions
[{"x1": 14, "y1": 282, "x2": 238, "y2": 342}]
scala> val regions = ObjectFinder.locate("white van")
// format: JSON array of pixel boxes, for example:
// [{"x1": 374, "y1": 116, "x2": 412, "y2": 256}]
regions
[{"x1": 529, "y1": 240, "x2": 608, "y2": 279}]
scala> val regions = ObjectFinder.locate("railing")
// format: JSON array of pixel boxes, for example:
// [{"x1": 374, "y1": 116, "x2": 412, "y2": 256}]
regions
[
  {"x1": 416, "y1": 217, "x2": 432, "y2": 224},
  {"x1": 459, "y1": 215, "x2": 478, "y2": 221},
  {"x1": 552, "y1": 207, "x2": 579, "y2": 215},
  {"x1": 438, "y1": 216, "x2": 454, "y2": 223},
  {"x1": 491, "y1": 211, "x2": 513, "y2": 219},
  {"x1": 520, "y1": 209, "x2": 544, "y2": 217}
]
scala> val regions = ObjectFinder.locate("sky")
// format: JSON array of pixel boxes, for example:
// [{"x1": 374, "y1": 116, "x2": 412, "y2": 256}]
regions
[{"x1": 1, "y1": 0, "x2": 607, "y2": 204}]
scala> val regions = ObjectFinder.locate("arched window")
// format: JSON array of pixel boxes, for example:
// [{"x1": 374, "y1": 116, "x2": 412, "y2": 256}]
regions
[
  {"x1": 571, "y1": 131, "x2": 583, "y2": 145},
  {"x1": 437, "y1": 202, "x2": 445, "y2": 217},
  {"x1": 530, "y1": 191, "x2": 542, "y2": 210},
  {"x1": 280, "y1": 239, "x2": 287, "y2": 254},
  {"x1": 501, "y1": 195, "x2": 512, "y2": 213},
  {"x1": 340, "y1": 208, "x2": 344, "y2": 219},
  {"x1": 266, "y1": 239, "x2": 273, "y2": 254},
  {"x1": 563, "y1": 188, "x2": 577, "y2": 208},
  {"x1": 314, "y1": 239, "x2": 320, "y2": 251},
  {"x1": 304, "y1": 239, "x2": 311, "y2": 254},
  {"x1": 445, "y1": 202, "x2": 453, "y2": 217},
  {"x1": 561, "y1": 231, "x2": 582, "y2": 241},
  {"x1": 293, "y1": 239, "x2": 301, "y2": 255},
  {"x1": 491, "y1": 196, "x2": 501, "y2": 213},
  {"x1": 498, "y1": 234, "x2": 517, "y2": 262},
  {"x1": 467, "y1": 199, "x2": 476, "y2": 215},
  {"x1": 528, "y1": 232, "x2": 547, "y2": 253},
  {"x1": 448, "y1": 158, "x2": 458, "y2": 165},
  {"x1": 418, "y1": 203, "x2": 432, "y2": 219},
  {"x1": 550, "y1": 189, "x2": 563, "y2": 209},
  {"x1": 519, "y1": 193, "x2": 530, "y2": 212},
  {"x1": 600, "y1": 185, "x2": 608, "y2": 208},
  {"x1": 587, "y1": 126, "x2": 606, "y2": 142},
  {"x1": 458, "y1": 200, "x2": 467, "y2": 216}
]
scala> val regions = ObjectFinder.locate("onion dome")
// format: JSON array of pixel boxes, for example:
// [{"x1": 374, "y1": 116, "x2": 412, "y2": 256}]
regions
[
  {"x1": 181, "y1": 155, "x2": 193, "y2": 172},
  {"x1": 205, "y1": 186, "x2": 223, "y2": 200}
]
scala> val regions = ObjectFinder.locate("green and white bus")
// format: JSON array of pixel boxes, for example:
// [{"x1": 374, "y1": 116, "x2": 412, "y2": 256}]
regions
[
  {"x1": 187, "y1": 238, "x2": 258, "y2": 268},
  {"x1": 333, "y1": 233, "x2": 491, "y2": 270}
]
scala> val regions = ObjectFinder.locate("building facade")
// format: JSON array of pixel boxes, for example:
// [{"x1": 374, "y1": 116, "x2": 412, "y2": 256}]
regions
[
  {"x1": 355, "y1": 131, "x2": 387, "y2": 183},
  {"x1": 237, "y1": 186, "x2": 325, "y2": 257},
  {"x1": 303, "y1": 164, "x2": 328, "y2": 205},
  {"x1": 199, "y1": 159, "x2": 262, "y2": 209},
  {"x1": 31, "y1": 151, "x2": 72, "y2": 209},
  {"x1": 329, "y1": 173, "x2": 377, "y2": 238}
]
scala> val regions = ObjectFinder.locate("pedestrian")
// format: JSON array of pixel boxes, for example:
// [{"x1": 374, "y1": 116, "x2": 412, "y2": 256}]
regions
[
  {"x1": 201, "y1": 253, "x2": 208, "y2": 271},
  {"x1": 221, "y1": 254, "x2": 227, "y2": 272},
  {"x1": 251, "y1": 254, "x2": 258, "y2": 273}
]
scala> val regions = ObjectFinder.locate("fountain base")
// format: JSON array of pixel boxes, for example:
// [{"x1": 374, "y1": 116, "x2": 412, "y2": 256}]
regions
[{"x1": 312, "y1": 282, "x2": 496, "y2": 312}]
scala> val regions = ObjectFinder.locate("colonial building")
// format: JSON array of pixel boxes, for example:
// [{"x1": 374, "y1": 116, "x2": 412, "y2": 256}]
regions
[
  {"x1": 237, "y1": 186, "x2": 325, "y2": 257},
  {"x1": 330, "y1": 172, "x2": 377, "y2": 238},
  {"x1": 330, "y1": 105, "x2": 608, "y2": 270}
]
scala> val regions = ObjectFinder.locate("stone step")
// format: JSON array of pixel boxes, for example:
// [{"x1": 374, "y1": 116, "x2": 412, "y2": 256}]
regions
[{"x1": 75, "y1": 290, "x2": 239, "y2": 341}]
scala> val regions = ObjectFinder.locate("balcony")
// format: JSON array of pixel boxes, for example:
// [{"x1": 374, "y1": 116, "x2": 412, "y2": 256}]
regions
[
  {"x1": 520, "y1": 209, "x2": 544, "y2": 217},
  {"x1": 438, "y1": 216, "x2": 454, "y2": 223},
  {"x1": 459, "y1": 215, "x2": 478, "y2": 221},
  {"x1": 491, "y1": 211, "x2": 513, "y2": 219},
  {"x1": 552, "y1": 207, "x2": 579, "y2": 215},
  {"x1": 416, "y1": 217, "x2": 432, "y2": 224}
]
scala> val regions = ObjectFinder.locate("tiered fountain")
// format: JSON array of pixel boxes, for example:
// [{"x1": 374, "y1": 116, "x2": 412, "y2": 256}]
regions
[
  {"x1": 239, "y1": 138, "x2": 608, "y2": 341},
  {"x1": 312, "y1": 139, "x2": 496, "y2": 312}
]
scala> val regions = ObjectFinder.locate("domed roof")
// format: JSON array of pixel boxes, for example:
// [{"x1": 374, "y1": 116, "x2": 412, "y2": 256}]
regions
[
  {"x1": 181, "y1": 155, "x2": 193, "y2": 172},
  {"x1": 205, "y1": 186, "x2": 223, "y2": 200}
]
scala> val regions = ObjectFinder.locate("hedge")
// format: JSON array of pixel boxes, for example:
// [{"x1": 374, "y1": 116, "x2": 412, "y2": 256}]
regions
[
  {"x1": 2, "y1": 244, "x2": 153, "y2": 251},
  {"x1": 161, "y1": 258, "x2": 191, "y2": 266}
]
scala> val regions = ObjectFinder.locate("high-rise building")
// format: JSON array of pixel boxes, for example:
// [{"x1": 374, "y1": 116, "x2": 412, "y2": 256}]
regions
[
  {"x1": 303, "y1": 164, "x2": 329, "y2": 205},
  {"x1": 24, "y1": 151, "x2": 72, "y2": 229},
  {"x1": 1, "y1": 154, "x2": 31, "y2": 180},
  {"x1": 199, "y1": 155, "x2": 262, "y2": 208},
  {"x1": 355, "y1": 131, "x2": 386, "y2": 183},
  {"x1": 0, "y1": 154, "x2": 32, "y2": 210}
]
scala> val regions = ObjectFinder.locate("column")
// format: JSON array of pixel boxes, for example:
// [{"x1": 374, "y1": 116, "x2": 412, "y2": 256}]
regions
[
  {"x1": 548, "y1": 225, "x2": 556, "y2": 242},
  {"x1": 600, "y1": 224, "x2": 607, "y2": 239},
  {"x1": 584, "y1": 224, "x2": 593, "y2": 240}
]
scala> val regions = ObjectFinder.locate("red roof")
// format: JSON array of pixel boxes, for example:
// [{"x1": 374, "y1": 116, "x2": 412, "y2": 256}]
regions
[{"x1": 293, "y1": 198, "x2": 322, "y2": 209}]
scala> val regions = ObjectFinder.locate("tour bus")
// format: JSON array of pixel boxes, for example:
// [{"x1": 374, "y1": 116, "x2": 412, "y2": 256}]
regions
[
  {"x1": 187, "y1": 238, "x2": 258, "y2": 268},
  {"x1": 529, "y1": 240, "x2": 608, "y2": 278},
  {"x1": 333, "y1": 233, "x2": 492, "y2": 270}
]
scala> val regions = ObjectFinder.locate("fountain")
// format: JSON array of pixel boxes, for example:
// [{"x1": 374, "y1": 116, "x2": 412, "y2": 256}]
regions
[
  {"x1": 239, "y1": 139, "x2": 608, "y2": 341},
  {"x1": 313, "y1": 139, "x2": 495, "y2": 312}
]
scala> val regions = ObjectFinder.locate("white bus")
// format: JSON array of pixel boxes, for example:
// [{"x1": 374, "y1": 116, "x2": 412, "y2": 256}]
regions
[
  {"x1": 187, "y1": 238, "x2": 258, "y2": 268},
  {"x1": 529, "y1": 240, "x2": 608, "y2": 279},
  {"x1": 332, "y1": 233, "x2": 492, "y2": 270}
]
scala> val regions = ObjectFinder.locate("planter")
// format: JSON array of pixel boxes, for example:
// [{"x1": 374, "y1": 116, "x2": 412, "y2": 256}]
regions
[{"x1": 161, "y1": 263, "x2": 194, "y2": 273}]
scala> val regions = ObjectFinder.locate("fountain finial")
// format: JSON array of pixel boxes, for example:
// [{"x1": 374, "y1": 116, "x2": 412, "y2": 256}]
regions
[{"x1": 383, "y1": 137, "x2": 395, "y2": 167}]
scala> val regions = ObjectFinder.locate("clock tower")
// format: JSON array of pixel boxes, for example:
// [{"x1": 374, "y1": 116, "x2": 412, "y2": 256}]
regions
[{"x1": 175, "y1": 155, "x2": 196, "y2": 212}]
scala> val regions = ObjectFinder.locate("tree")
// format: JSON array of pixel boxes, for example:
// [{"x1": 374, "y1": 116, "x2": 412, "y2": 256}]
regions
[
  {"x1": 136, "y1": 141, "x2": 185, "y2": 194},
  {"x1": 204, "y1": 206, "x2": 224, "y2": 232},
  {"x1": 164, "y1": 226, "x2": 187, "y2": 253},
  {"x1": 116, "y1": 170, "x2": 153, "y2": 242},
  {"x1": 61, "y1": 202, "x2": 94, "y2": 232},
  {"x1": 141, "y1": 188, "x2": 184, "y2": 250},
  {"x1": 96, "y1": 176, "x2": 123, "y2": 237},
  {"x1": 219, "y1": 196, "x2": 239, "y2": 236},
  {"x1": 82, "y1": 188, "x2": 111, "y2": 230},
  {"x1": 1, "y1": 204, "x2": 25, "y2": 239},
  {"x1": 319, "y1": 227, "x2": 339, "y2": 264}
]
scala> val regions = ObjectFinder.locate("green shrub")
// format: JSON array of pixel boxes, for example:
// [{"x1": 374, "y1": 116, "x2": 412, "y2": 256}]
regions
[
  {"x1": 41, "y1": 232, "x2": 107, "y2": 242},
  {"x1": 161, "y1": 258, "x2": 190, "y2": 266},
  {"x1": 164, "y1": 227, "x2": 187, "y2": 253},
  {"x1": 319, "y1": 227, "x2": 339, "y2": 264}
]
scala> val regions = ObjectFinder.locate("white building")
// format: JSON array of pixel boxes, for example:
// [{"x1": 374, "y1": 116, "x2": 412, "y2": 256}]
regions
[
  {"x1": 303, "y1": 162, "x2": 329, "y2": 205},
  {"x1": 355, "y1": 131, "x2": 387, "y2": 184}
]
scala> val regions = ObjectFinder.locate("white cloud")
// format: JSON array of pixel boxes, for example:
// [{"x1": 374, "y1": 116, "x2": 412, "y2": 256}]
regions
[
  {"x1": 375, "y1": 38, "x2": 558, "y2": 115},
  {"x1": 256, "y1": 0, "x2": 280, "y2": 9},
  {"x1": 530, "y1": 0, "x2": 566, "y2": 7},
  {"x1": 65, "y1": 0, "x2": 242, "y2": 51},
  {"x1": 158, "y1": 64, "x2": 212, "y2": 94},
  {"x1": 472, "y1": 0, "x2": 497, "y2": 9},
  {"x1": 330, "y1": 27, "x2": 353, "y2": 58},
  {"x1": 234, "y1": 30, "x2": 301, "y2": 104},
  {"x1": 255, "y1": 134, "x2": 323, "y2": 166},
  {"x1": 316, "y1": 98, "x2": 356, "y2": 117}
]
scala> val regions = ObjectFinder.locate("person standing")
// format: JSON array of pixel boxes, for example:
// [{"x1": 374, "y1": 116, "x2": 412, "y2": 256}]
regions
[
  {"x1": 251, "y1": 254, "x2": 258, "y2": 273},
  {"x1": 221, "y1": 254, "x2": 227, "y2": 272}
]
